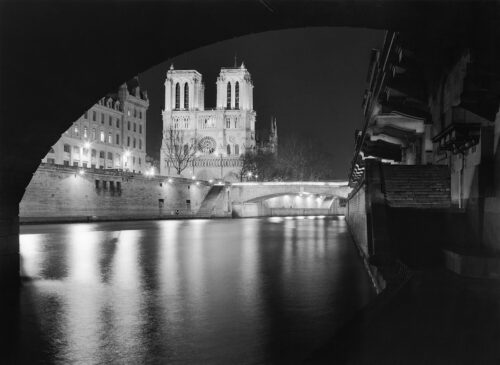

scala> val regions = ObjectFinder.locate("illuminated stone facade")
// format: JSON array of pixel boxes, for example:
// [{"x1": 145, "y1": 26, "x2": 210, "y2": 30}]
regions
[
  {"x1": 160, "y1": 64, "x2": 257, "y2": 181},
  {"x1": 41, "y1": 77, "x2": 149, "y2": 174}
]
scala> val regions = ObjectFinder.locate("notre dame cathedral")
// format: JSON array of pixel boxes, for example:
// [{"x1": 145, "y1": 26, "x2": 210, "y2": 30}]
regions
[{"x1": 160, "y1": 63, "x2": 277, "y2": 181}]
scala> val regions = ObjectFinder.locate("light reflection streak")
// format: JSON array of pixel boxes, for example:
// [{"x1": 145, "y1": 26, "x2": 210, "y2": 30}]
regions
[{"x1": 20, "y1": 234, "x2": 44, "y2": 278}]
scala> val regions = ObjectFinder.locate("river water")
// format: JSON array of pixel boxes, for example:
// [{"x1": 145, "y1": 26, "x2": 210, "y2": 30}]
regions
[{"x1": 11, "y1": 217, "x2": 375, "y2": 364}]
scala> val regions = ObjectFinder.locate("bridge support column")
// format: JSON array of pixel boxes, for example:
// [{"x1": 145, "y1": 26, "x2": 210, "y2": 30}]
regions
[{"x1": 0, "y1": 202, "x2": 20, "y2": 287}]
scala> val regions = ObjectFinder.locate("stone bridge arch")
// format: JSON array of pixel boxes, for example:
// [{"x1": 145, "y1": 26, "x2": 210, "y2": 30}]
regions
[{"x1": 0, "y1": 1, "x2": 496, "y2": 284}]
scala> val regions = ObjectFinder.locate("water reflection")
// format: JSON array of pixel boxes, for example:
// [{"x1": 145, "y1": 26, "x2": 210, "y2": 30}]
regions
[{"x1": 17, "y1": 218, "x2": 375, "y2": 364}]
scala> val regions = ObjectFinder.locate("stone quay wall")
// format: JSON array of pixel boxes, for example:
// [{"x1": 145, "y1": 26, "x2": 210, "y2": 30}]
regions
[
  {"x1": 346, "y1": 183, "x2": 369, "y2": 256},
  {"x1": 20, "y1": 164, "x2": 216, "y2": 222}
]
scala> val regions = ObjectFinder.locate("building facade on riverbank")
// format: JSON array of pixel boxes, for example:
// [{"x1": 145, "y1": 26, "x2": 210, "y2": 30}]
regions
[
  {"x1": 160, "y1": 64, "x2": 258, "y2": 181},
  {"x1": 41, "y1": 77, "x2": 149, "y2": 174}
]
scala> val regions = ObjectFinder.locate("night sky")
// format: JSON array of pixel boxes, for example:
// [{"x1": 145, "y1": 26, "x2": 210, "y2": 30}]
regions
[{"x1": 140, "y1": 27, "x2": 384, "y2": 179}]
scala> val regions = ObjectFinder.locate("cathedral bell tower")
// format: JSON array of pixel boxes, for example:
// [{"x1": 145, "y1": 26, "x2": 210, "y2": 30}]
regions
[
  {"x1": 164, "y1": 65, "x2": 205, "y2": 112},
  {"x1": 216, "y1": 62, "x2": 253, "y2": 110}
]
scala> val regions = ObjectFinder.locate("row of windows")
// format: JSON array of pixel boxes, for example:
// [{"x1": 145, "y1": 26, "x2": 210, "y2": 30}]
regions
[
  {"x1": 70, "y1": 125, "x2": 143, "y2": 149},
  {"x1": 84, "y1": 108, "x2": 144, "y2": 122},
  {"x1": 95, "y1": 180, "x2": 121, "y2": 191},
  {"x1": 62, "y1": 145, "x2": 143, "y2": 165},
  {"x1": 127, "y1": 120, "x2": 143, "y2": 133},
  {"x1": 172, "y1": 117, "x2": 240, "y2": 129}
]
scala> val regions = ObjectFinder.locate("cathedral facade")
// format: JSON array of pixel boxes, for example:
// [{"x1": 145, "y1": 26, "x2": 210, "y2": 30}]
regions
[{"x1": 160, "y1": 64, "x2": 257, "y2": 181}]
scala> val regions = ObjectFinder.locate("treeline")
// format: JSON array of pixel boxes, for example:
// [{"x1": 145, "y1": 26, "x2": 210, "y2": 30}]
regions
[{"x1": 241, "y1": 134, "x2": 338, "y2": 181}]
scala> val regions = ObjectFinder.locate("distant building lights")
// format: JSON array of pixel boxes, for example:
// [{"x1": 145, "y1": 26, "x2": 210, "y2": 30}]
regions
[
  {"x1": 168, "y1": 178, "x2": 173, "y2": 183},
  {"x1": 192, "y1": 176, "x2": 196, "y2": 180},
  {"x1": 196, "y1": 181, "x2": 200, "y2": 185},
  {"x1": 84, "y1": 142, "x2": 91, "y2": 149},
  {"x1": 209, "y1": 179, "x2": 214, "y2": 184},
  {"x1": 78, "y1": 169, "x2": 85, "y2": 175},
  {"x1": 247, "y1": 172, "x2": 252, "y2": 177}
]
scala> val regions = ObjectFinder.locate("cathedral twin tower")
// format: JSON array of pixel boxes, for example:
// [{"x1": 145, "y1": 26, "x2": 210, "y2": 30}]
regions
[{"x1": 161, "y1": 63, "x2": 257, "y2": 181}]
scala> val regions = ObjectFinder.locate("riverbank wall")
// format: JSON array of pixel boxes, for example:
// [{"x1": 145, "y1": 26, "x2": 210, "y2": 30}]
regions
[{"x1": 20, "y1": 164, "x2": 229, "y2": 223}]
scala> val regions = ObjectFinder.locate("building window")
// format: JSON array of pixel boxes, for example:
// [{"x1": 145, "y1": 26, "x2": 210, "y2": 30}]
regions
[
  {"x1": 139, "y1": 139, "x2": 142, "y2": 150},
  {"x1": 74, "y1": 126, "x2": 79, "y2": 136},
  {"x1": 73, "y1": 161, "x2": 79, "y2": 167},
  {"x1": 227, "y1": 144, "x2": 231, "y2": 155},
  {"x1": 91, "y1": 149, "x2": 96, "y2": 157},
  {"x1": 235, "y1": 144, "x2": 239, "y2": 155},
  {"x1": 234, "y1": 117, "x2": 238, "y2": 128},
  {"x1": 158, "y1": 199, "x2": 164, "y2": 208},
  {"x1": 99, "y1": 151, "x2": 105, "y2": 159},
  {"x1": 128, "y1": 121, "x2": 130, "y2": 130},
  {"x1": 235, "y1": 81, "x2": 240, "y2": 109},
  {"x1": 109, "y1": 115, "x2": 112, "y2": 126},
  {"x1": 100, "y1": 131, "x2": 105, "y2": 142},
  {"x1": 83, "y1": 127, "x2": 88, "y2": 138},
  {"x1": 116, "y1": 181, "x2": 121, "y2": 191},
  {"x1": 92, "y1": 111, "x2": 96, "y2": 121},
  {"x1": 84, "y1": 111, "x2": 88, "y2": 119},
  {"x1": 184, "y1": 82, "x2": 189, "y2": 109},
  {"x1": 102, "y1": 181, "x2": 107, "y2": 189},
  {"x1": 133, "y1": 138, "x2": 136, "y2": 148},
  {"x1": 95, "y1": 180, "x2": 100, "y2": 189},
  {"x1": 127, "y1": 110, "x2": 130, "y2": 117},
  {"x1": 133, "y1": 156, "x2": 136, "y2": 164},
  {"x1": 175, "y1": 83, "x2": 180, "y2": 109},
  {"x1": 107, "y1": 152, "x2": 112, "y2": 160},
  {"x1": 139, "y1": 124, "x2": 142, "y2": 134},
  {"x1": 63, "y1": 144, "x2": 70, "y2": 153},
  {"x1": 116, "y1": 134, "x2": 120, "y2": 145},
  {"x1": 101, "y1": 113, "x2": 105, "y2": 124},
  {"x1": 134, "y1": 109, "x2": 137, "y2": 118},
  {"x1": 110, "y1": 181, "x2": 115, "y2": 191},
  {"x1": 64, "y1": 160, "x2": 70, "y2": 166},
  {"x1": 108, "y1": 132, "x2": 112, "y2": 144},
  {"x1": 227, "y1": 82, "x2": 231, "y2": 109},
  {"x1": 47, "y1": 158, "x2": 55, "y2": 164},
  {"x1": 225, "y1": 118, "x2": 230, "y2": 128},
  {"x1": 83, "y1": 148, "x2": 89, "y2": 156},
  {"x1": 116, "y1": 118, "x2": 120, "y2": 128},
  {"x1": 92, "y1": 128, "x2": 96, "y2": 140},
  {"x1": 73, "y1": 146, "x2": 80, "y2": 158},
  {"x1": 127, "y1": 136, "x2": 130, "y2": 147},
  {"x1": 134, "y1": 123, "x2": 136, "y2": 132},
  {"x1": 139, "y1": 110, "x2": 142, "y2": 119}
]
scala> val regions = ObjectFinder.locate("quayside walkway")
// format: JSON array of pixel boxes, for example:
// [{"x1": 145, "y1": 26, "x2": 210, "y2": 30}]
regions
[{"x1": 308, "y1": 267, "x2": 500, "y2": 364}]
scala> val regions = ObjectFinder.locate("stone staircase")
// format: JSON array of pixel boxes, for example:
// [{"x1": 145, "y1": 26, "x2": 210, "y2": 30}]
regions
[{"x1": 382, "y1": 165, "x2": 451, "y2": 208}]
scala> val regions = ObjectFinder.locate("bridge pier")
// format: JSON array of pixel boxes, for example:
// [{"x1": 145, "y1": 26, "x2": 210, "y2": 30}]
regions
[{"x1": 0, "y1": 203, "x2": 20, "y2": 287}]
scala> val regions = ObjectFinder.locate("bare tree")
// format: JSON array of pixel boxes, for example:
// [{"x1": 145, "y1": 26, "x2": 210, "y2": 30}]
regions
[{"x1": 162, "y1": 126, "x2": 198, "y2": 175}]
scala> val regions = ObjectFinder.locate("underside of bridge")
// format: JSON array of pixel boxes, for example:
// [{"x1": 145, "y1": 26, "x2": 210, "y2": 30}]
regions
[{"x1": 0, "y1": 1, "x2": 498, "y2": 285}]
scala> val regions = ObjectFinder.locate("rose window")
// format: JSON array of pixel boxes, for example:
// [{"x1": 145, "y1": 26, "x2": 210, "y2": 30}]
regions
[{"x1": 198, "y1": 136, "x2": 217, "y2": 154}]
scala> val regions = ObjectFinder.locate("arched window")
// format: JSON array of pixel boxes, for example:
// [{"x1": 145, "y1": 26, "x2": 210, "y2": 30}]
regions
[
  {"x1": 227, "y1": 144, "x2": 231, "y2": 155},
  {"x1": 226, "y1": 82, "x2": 231, "y2": 109},
  {"x1": 235, "y1": 81, "x2": 240, "y2": 109},
  {"x1": 175, "y1": 83, "x2": 180, "y2": 109},
  {"x1": 235, "y1": 144, "x2": 239, "y2": 155},
  {"x1": 184, "y1": 82, "x2": 189, "y2": 109}
]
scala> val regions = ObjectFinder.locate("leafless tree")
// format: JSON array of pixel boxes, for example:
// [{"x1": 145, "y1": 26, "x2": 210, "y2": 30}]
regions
[{"x1": 163, "y1": 126, "x2": 198, "y2": 175}]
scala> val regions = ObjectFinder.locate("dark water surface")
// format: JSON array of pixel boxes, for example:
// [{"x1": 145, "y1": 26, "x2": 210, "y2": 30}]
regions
[{"x1": 12, "y1": 217, "x2": 375, "y2": 364}]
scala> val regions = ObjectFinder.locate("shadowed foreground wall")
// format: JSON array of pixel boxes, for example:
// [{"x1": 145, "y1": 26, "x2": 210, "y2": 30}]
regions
[{"x1": 20, "y1": 164, "x2": 214, "y2": 222}]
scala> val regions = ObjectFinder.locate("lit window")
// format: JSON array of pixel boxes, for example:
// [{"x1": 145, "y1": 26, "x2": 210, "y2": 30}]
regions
[
  {"x1": 83, "y1": 148, "x2": 89, "y2": 156},
  {"x1": 74, "y1": 126, "x2": 79, "y2": 136},
  {"x1": 127, "y1": 110, "x2": 130, "y2": 117},
  {"x1": 92, "y1": 128, "x2": 96, "y2": 140},
  {"x1": 227, "y1": 82, "x2": 231, "y2": 109},
  {"x1": 100, "y1": 131, "x2": 105, "y2": 142},
  {"x1": 83, "y1": 127, "x2": 88, "y2": 138},
  {"x1": 108, "y1": 132, "x2": 112, "y2": 144}
]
